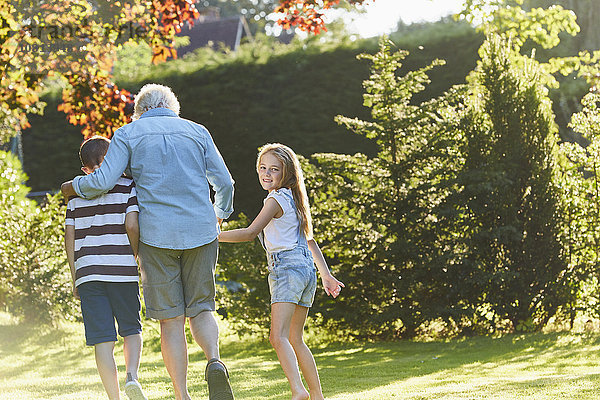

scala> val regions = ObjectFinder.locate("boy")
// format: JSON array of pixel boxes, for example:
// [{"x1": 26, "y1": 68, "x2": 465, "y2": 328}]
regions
[{"x1": 64, "y1": 136, "x2": 147, "y2": 400}]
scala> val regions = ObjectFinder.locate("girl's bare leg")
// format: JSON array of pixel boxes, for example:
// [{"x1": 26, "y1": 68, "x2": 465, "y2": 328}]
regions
[
  {"x1": 270, "y1": 302, "x2": 310, "y2": 400},
  {"x1": 289, "y1": 306, "x2": 324, "y2": 400}
]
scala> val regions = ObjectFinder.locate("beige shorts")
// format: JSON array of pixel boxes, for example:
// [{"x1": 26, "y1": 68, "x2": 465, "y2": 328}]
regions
[{"x1": 138, "y1": 239, "x2": 218, "y2": 320}]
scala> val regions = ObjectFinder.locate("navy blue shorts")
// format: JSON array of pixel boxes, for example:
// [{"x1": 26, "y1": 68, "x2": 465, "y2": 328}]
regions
[{"x1": 78, "y1": 281, "x2": 142, "y2": 346}]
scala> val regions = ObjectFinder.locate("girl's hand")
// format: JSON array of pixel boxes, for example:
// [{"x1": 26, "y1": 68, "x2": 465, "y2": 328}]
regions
[{"x1": 322, "y1": 274, "x2": 345, "y2": 298}]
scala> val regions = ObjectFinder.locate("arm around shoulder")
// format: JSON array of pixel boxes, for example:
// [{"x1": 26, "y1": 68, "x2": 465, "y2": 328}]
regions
[{"x1": 61, "y1": 181, "x2": 76, "y2": 201}]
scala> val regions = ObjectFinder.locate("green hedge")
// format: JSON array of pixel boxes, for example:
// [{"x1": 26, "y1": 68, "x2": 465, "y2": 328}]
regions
[{"x1": 22, "y1": 20, "x2": 482, "y2": 216}]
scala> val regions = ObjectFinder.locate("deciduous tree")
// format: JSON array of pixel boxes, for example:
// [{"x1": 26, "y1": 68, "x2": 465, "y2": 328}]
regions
[
  {"x1": 1, "y1": 0, "x2": 373, "y2": 141},
  {"x1": 559, "y1": 93, "x2": 600, "y2": 323}
]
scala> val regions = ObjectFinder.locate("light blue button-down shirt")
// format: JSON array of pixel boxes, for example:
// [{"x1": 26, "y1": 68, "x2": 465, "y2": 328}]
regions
[{"x1": 73, "y1": 108, "x2": 234, "y2": 249}]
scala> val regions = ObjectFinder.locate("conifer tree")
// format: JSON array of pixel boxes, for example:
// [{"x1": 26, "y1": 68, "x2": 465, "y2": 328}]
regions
[
  {"x1": 441, "y1": 34, "x2": 568, "y2": 331},
  {"x1": 306, "y1": 37, "x2": 463, "y2": 338}
]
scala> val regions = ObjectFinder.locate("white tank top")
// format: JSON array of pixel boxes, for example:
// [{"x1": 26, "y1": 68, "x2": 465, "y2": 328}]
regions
[{"x1": 263, "y1": 188, "x2": 300, "y2": 253}]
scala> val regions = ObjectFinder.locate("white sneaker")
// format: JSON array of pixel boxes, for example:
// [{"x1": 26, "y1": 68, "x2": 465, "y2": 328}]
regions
[{"x1": 124, "y1": 378, "x2": 148, "y2": 400}]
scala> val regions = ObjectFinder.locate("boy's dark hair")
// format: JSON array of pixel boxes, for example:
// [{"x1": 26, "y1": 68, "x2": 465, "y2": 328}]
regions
[{"x1": 79, "y1": 136, "x2": 110, "y2": 168}]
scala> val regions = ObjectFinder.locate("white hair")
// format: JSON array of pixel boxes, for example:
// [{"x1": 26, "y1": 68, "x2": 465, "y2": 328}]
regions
[{"x1": 132, "y1": 83, "x2": 180, "y2": 120}]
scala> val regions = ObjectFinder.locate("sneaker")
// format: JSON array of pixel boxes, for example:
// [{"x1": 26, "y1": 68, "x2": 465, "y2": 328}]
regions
[
  {"x1": 124, "y1": 373, "x2": 148, "y2": 400},
  {"x1": 205, "y1": 358, "x2": 234, "y2": 400}
]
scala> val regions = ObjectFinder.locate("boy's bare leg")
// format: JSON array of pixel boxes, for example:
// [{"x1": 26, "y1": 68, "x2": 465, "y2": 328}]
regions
[
  {"x1": 160, "y1": 315, "x2": 191, "y2": 400},
  {"x1": 123, "y1": 334, "x2": 143, "y2": 381},
  {"x1": 270, "y1": 303, "x2": 309, "y2": 400},
  {"x1": 289, "y1": 306, "x2": 324, "y2": 400},
  {"x1": 188, "y1": 310, "x2": 220, "y2": 360},
  {"x1": 95, "y1": 341, "x2": 121, "y2": 400}
]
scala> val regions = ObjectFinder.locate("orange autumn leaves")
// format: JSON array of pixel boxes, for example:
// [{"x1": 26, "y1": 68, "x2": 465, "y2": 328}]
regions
[
  {"x1": 149, "y1": 0, "x2": 200, "y2": 63},
  {"x1": 3, "y1": 0, "x2": 374, "y2": 140},
  {"x1": 275, "y1": 0, "x2": 372, "y2": 34}
]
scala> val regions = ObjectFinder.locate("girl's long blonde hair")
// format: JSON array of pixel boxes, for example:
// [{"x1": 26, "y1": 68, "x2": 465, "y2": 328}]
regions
[{"x1": 257, "y1": 143, "x2": 313, "y2": 239}]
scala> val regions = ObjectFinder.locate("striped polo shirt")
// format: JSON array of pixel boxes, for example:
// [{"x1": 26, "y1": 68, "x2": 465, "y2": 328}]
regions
[{"x1": 65, "y1": 176, "x2": 139, "y2": 287}]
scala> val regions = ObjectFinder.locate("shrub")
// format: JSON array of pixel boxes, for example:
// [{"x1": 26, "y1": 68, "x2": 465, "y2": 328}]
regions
[
  {"x1": 0, "y1": 152, "x2": 76, "y2": 323},
  {"x1": 216, "y1": 214, "x2": 271, "y2": 336}
]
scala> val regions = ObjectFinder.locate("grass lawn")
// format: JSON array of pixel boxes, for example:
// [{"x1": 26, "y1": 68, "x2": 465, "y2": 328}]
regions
[{"x1": 1, "y1": 312, "x2": 600, "y2": 399}]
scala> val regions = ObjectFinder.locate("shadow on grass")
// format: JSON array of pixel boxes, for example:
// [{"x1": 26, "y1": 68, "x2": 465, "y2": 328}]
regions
[
  {"x1": 216, "y1": 332, "x2": 600, "y2": 399},
  {"x1": 4, "y1": 317, "x2": 600, "y2": 399},
  {"x1": 0, "y1": 321, "x2": 90, "y2": 373}
]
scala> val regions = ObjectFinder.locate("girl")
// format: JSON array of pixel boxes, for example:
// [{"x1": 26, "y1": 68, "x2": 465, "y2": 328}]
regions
[{"x1": 219, "y1": 143, "x2": 344, "y2": 400}]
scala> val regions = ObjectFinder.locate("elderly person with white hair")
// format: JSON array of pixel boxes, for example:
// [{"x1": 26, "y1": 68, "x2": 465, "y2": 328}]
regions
[{"x1": 61, "y1": 83, "x2": 235, "y2": 400}]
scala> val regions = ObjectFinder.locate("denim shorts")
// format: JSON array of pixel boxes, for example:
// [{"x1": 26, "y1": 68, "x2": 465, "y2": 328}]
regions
[
  {"x1": 78, "y1": 281, "x2": 142, "y2": 346},
  {"x1": 267, "y1": 246, "x2": 317, "y2": 307}
]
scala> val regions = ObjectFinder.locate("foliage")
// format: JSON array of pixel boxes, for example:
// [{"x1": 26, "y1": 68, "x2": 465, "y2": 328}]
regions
[
  {"x1": 459, "y1": 0, "x2": 579, "y2": 49},
  {"x1": 216, "y1": 214, "x2": 271, "y2": 336},
  {"x1": 0, "y1": 150, "x2": 29, "y2": 205},
  {"x1": 0, "y1": 1, "x2": 46, "y2": 140},
  {"x1": 559, "y1": 92, "x2": 600, "y2": 319},
  {"x1": 2, "y1": 0, "x2": 366, "y2": 142},
  {"x1": 198, "y1": 0, "x2": 373, "y2": 34},
  {"x1": 0, "y1": 151, "x2": 74, "y2": 324},
  {"x1": 303, "y1": 37, "x2": 464, "y2": 338},
  {"x1": 199, "y1": 0, "x2": 274, "y2": 34},
  {"x1": 111, "y1": 41, "x2": 154, "y2": 84},
  {"x1": 522, "y1": 0, "x2": 600, "y2": 55},
  {"x1": 48, "y1": 0, "x2": 200, "y2": 137},
  {"x1": 2, "y1": 0, "x2": 138, "y2": 139},
  {"x1": 548, "y1": 50, "x2": 600, "y2": 94},
  {"x1": 201, "y1": 0, "x2": 274, "y2": 19},
  {"x1": 0, "y1": 187, "x2": 75, "y2": 323},
  {"x1": 438, "y1": 34, "x2": 569, "y2": 332},
  {"x1": 274, "y1": 0, "x2": 370, "y2": 34},
  {"x1": 24, "y1": 22, "x2": 482, "y2": 219},
  {"x1": 301, "y1": 31, "x2": 572, "y2": 338},
  {"x1": 458, "y1": 0, "x2": 600, "y2": 92}
]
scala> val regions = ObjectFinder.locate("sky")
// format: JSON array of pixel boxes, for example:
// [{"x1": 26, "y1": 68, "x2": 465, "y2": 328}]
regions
[{"x1": 344, "y1": 0, "x2": 465, "y2": 38}]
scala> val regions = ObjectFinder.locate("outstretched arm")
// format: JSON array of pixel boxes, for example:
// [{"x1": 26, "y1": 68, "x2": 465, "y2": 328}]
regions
[
  {"x1": 308, "y1": 238, "x2": 344, "y2": 298},
  {"x1": 218, "y1": 198, "x2": 282, "y2": 243}
]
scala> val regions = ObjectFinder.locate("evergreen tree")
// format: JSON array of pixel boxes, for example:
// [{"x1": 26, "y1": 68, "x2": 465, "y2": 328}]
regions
[
  {"x1": 306, "y1": 37, "x2": 463, "y2": 338},
  {"x1": 439, "y1": 34, "x2": 569, "y2": 331}
]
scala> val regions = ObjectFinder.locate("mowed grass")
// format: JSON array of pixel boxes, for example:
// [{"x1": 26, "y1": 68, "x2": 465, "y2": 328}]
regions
[{"x1": 1, "y1": 312, "x2": 600, "y2": 399}]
